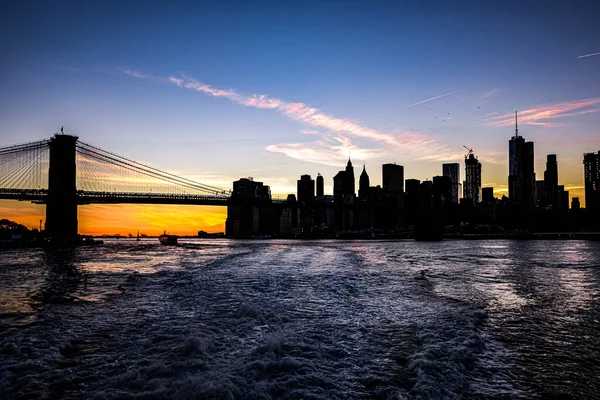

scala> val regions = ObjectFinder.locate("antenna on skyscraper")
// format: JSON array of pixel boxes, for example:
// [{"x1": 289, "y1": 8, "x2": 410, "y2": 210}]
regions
[{"x1": 515, "y1": 110, "x2": 519, "y2": 138}]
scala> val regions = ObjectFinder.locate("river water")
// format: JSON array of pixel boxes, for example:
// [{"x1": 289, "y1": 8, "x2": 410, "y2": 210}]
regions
[{"x1": 1, "y1": 240, "x2": 599, "y2": 399}]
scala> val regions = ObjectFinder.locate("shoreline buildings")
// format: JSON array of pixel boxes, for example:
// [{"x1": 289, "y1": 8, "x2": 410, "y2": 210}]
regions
[{"x1": 223, "y1": 113, "x2": 599, "y2": 237}]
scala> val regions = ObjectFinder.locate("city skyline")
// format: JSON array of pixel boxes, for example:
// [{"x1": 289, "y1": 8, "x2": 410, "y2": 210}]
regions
[
  {"x1": 0, "y1": 133, "x2": 593, "y2": 236},
  {"x1": 1, "y1": 1, "x2": 599, "y2": 234}
]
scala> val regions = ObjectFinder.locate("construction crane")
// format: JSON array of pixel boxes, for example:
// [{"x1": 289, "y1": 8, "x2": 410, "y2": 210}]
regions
[{"x1": 463, "y1": 145, "x2": 473, "y2": 159}]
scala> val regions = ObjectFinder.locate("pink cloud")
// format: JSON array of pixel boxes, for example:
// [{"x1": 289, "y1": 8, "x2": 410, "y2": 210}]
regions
[
  {"x1": 109, "y1": 70, "x2": 494, "y2": 167},
  {"x1": 162, "y1": 75, "x2": 465, "y2": 165},
  {"x1": 480, "y1": 98, "x2": 600, "y2": 127},
  {"x1": 266, "y1": 134, "x2": 385, "y2": 167},
  {"x1": 166, "y1": 76, "x2": 419, "y2": 147}
]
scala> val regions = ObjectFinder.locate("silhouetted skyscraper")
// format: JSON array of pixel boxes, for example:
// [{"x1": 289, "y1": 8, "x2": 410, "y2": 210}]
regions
[
  {"x1": 433, "y1": 175, "x2": 452, "y2": 202},
  {"x1": 226, "y1": 178, "x2": 272, "y2": 237},
  {"x1": 297, "y1": 174, "x2": 315, "y2": 204},
  {"x1": 557, "y1": 185, "x2": 569, "y2": 211},
  {"x1": 509, "y1": 111, "x2": 535, "y2": 209},
  {"x1": 464, "y1": 152, "x2": 481, "y2": 204},
  {"x1": 442, "y1": 163, "x2": 460, "y2": 203},
  {"x1": 316, "y1": 173, "x2": 324, "y2": 197},
  {"x1": 584, "y1": 151, "x2": 600, "y2": 211},
  {"x1": 482, "y1": 187, "x2": 494, "y2": 203},
  {"x1": 544, "y1": 154, "x2": 558, "y2": 209},
  {"x1": 405, "y1": 179, "x2": 420, "y2": 196},
  {"x1": 382, "y1": 163, "x2": 404, "y2": 193},
  {"x1": 333, "y1": 171, "x2": 346, "y2": 202},
  {"x1": 535, "y1": 180, "x2": 545, "y2": 209},
  {"x1": 345, "y1": 158, "x2": 355, "y2": 196},
  {"x1": 359, "y1": 164, "x2": 370, "y2": 199},
  {"x1": 231, "y1": 178, "x2": 271, "y2": 200},
  {"x1": 333, "y1": 158, "x2": 356, "y2": 230}
]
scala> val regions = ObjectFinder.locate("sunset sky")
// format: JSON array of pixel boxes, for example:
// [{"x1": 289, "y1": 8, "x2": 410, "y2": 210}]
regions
[{"x1": 1, "y1": 0, "x2": 600, "y2": 235}]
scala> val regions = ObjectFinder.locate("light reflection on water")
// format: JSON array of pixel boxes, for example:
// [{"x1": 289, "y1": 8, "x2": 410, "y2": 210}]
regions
[{"x1": 0, "y1": 239, "x2": 599, "y2": 399}]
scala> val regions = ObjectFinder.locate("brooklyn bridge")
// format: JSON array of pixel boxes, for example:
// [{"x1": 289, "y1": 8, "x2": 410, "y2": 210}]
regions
[{"x1": 0, "y1": 133, "x2": 301, "y2": 240}]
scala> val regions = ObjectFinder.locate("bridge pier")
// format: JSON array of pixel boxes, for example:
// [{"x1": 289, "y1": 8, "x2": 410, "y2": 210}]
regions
[{"x1": 46, "y1": 134, "x2": 78, "y2": 241}]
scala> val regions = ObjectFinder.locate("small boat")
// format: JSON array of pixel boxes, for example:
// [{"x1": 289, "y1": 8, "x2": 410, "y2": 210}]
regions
[
  {"x1": 159, "y1": 231, "x2": 177, "y2": 245},
  {"x1": 136, "y1": 230, "x2": 141, "y2": 241}
]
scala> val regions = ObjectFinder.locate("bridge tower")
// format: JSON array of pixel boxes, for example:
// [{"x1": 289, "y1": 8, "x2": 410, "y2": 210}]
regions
[{"x1": 46, "y1": 134, "x2": 79, "y2": 241}]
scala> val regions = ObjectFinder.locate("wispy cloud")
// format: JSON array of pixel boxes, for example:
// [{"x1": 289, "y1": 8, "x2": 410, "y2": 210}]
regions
[
  {"x1": 577, "y1": 52, "x2": 600, "y2": 59},
  {"x1": 407, "y1": 90, "x2": 459, "y2": 108},
  {"x1": 483, "y1": 88, "x2": 500, "y2": 98},
  {"x1": 266, "y1": 135, "x2": 386, "y2": 167},
  {"x1": 122, "y1": 70, "x2": 467, "y2": 165},
  {"x1": 167, "y1": 76, "x2": 401, "y2": 146},
  {"x1": 159, "y1": 74, "x2": 464, "y2": 165},
  {"x1": 479, "y1": 98, "x2": 600, "y2": 128},
  {"x1": 122, "y1": 69, "x2": 148, "y2": 79}
]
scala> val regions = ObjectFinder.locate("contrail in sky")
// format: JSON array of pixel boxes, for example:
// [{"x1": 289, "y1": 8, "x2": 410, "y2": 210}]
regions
[
  {"x1": 407, "y1": 90, "x2": 459, "y2": 107},
  {"x1": 577, "y1": 52, "x2": 600, "y2": 59}
]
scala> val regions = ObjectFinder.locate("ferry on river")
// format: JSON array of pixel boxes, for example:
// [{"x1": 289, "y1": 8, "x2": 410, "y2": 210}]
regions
[{"x1": 158, "y1": 231, "x2": 177, "y2": 245}]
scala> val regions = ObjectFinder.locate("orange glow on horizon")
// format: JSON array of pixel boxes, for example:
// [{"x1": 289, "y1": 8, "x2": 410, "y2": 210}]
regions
[
  {"x1": 0, "y1": 201, "x2": 227, "y2": 236},
  {"x1": 0, "y1": 184, "x2": 588, "y2": 236},
  {"x1": 78, "y1": 204, "x2": 227, "y2": 236}
]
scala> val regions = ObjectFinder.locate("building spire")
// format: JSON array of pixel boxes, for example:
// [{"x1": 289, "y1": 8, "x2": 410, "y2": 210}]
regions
[{"x1": 515, "y1": 110, "x2": 519, "y2": 138}]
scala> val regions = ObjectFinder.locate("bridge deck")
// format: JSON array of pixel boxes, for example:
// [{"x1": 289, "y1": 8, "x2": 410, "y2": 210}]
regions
[{"x1": 0, "y1": 188, "x2": 290, "y2": 206}]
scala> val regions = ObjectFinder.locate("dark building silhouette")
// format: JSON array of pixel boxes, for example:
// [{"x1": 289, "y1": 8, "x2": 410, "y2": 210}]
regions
[
  {"x1": 544, "y1": 154, "x2": 558, "y2": 209},
  {"x1": 280, "y1": 194, "x2": 300, "y2": 236},
  {"x1": 316, "y1": 173, "x2": 324, "y2": 197},
  {"x1": 382, "y1": 163, "x2": 404, "y2": 193},
  {"x1": 482, "y1": 187, "x2": 494, "y2": 203},
  {"x1": 405, "y1": 179, "x2": 420, "y2": 196},
  {"x1": 509, "y1": 111, "x2": 535, "y2": 209},
  {"x1": 557, "y1": 185, "x2": 569, "y2": 212},
  {"x1": 333, "y1": 158, "x2": 356, "y2": 230},
  {"x1": 433, "y1": 175, "x2": 452, "y2": 202},
  {"x1": 226, "y1": 178, "x2": 272, "y2": 237},
  {"x1": 535, "y1": 180, "x2": 545, "y2": 209},
  {"x1": 345, "y1": 158, "x2": 355, "y2": 195},
  {"x1": 572, "y1": 197, "x2": 580, "y2": 210},
  {"x1": 297, "y1": 174, "x2": 315, "y2": 205},
  {"x1": 442, "y1": 163, "x2": 460, "y2": 203},
  {"x1": 412, "y1": 179, "x2": 443, "y2": 240},
  {"x1": 231, "y1": 177, "x2": 271, "y2": 200},
  {"x1": 464, "y1": 152, "x2": 481, "y2": 204},
  {"x1": 334, "y1": 158, "x2": 356, "y2": 198},
  {"x1": 333, "y1": 172, "x2": 345, "y2": 201},
  {"x1": 359, "y1": 164, "x2": 370, "y2": 199},
  {"x1": 584, "y1": 151, "x2": 600, "y2": 211},
  {"x1": 297, "y1": 174, "x2": 315, "y2": 230},
  {"x1": 480, "y1": 187, "x2": 497, "y2": 223},
  {"x1": 404, "y1": 179, "x2": 421, "y2": 225}
]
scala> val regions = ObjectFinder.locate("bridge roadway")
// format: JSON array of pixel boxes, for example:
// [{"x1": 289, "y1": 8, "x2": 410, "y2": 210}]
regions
[{"x1": 0, "y1": 188, "x2": 289, "y2": 206}]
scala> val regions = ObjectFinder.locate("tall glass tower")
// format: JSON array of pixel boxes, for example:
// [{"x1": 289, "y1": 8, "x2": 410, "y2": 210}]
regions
[{"x1": 508, "y1": 111, "x2": 535, "y2": 208}]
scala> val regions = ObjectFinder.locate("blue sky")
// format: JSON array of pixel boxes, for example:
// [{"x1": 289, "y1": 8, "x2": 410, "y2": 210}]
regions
[{"x1": 1, "y1": 0, "x2": 600, "y2": 199}]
